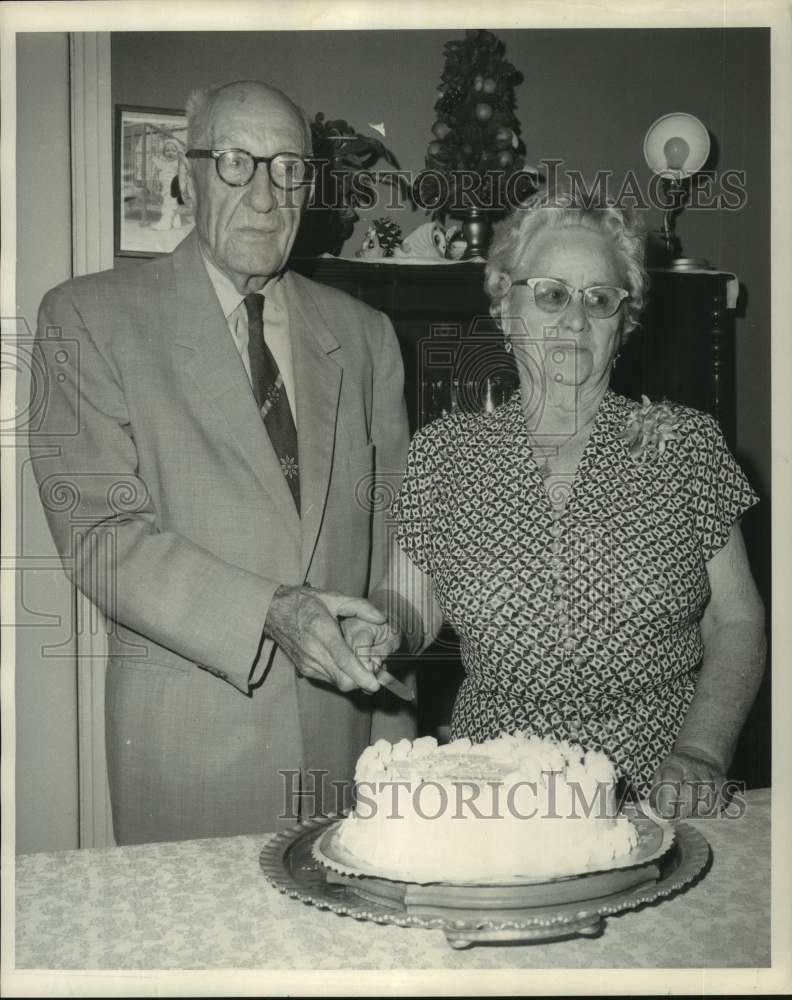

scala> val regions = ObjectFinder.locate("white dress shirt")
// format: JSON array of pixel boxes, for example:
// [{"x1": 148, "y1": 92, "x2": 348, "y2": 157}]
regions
[{"x1": 200, "y1": 248, "x2": 297, "y2": 427}]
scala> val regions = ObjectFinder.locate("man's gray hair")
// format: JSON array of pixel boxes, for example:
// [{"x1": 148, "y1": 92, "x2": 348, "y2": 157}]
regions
[{"x1": 184, "y1": 82, "x2": 313, "y2": 152}]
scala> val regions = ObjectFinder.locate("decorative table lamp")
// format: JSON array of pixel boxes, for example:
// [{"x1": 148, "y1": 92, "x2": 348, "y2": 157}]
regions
[{"x1": 643, "y1": 112, "x2": 711, "y2": 268}]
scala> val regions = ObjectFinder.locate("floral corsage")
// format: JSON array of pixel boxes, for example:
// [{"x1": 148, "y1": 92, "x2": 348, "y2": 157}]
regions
[{"x1": 618, "y1": 395, "x2": 683, "y2": 462}]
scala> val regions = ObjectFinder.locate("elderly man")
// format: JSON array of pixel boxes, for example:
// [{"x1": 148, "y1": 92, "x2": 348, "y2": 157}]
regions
[{"x1": 32, "y1": 81, "x2": 409, "y2": 844}]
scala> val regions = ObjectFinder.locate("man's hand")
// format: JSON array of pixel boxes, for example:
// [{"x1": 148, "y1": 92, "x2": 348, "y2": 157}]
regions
[
  {"x1": 341, "y1": 616, "x2": 401, "y2": 673},
  {"x1": 649, "y1": 747, "x2": 727, "y2": 820},
  {"x1": 265, "y1": 585, "x2": 385, "y2": 693}
]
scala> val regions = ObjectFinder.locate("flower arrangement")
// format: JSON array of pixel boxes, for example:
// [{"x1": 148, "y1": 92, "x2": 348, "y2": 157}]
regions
[{"x1": 618, "y1": 396, "x2": 683, "y2": 461}]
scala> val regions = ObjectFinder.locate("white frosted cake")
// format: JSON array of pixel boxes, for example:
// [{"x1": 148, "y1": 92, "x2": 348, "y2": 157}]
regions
[{"x1": 335, "y1": 732, "x2": 639, "y2": 882}]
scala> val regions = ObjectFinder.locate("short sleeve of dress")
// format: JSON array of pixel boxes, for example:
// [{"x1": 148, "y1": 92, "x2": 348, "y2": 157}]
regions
[
  {"x1": 389, "y1": 425, "x2": 442, "y2": 575},
  {"x1": 682, "y1": 411, "x2": 759, "y2": 562}
]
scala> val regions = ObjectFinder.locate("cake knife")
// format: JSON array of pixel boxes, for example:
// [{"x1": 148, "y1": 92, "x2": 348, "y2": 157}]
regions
[{"x1": 376, "y1": 668, "x2": 416, "y2": 703}]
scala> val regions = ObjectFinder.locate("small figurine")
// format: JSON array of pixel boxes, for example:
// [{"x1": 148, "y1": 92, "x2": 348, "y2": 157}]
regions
[
  {"x1": 444, "y1": 222, "x2": 467, "y2": 260},
  {"x1": 356, "y1": 217, "x2": 404, "y2": 258},
  {"x1": 395, "y1": 220, "x2": 447, "y2": 258}
]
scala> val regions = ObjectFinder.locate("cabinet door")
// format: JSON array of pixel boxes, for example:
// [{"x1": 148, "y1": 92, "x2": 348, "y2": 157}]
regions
[
  {"x1": 613, "y1": 271, "x2": 736, "y2": 447},
  {"x1": 290, "y1": 258, "x2": 508, "y2": 433}
]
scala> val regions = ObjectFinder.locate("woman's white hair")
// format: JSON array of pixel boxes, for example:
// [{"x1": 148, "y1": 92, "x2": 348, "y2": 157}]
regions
[{"x1": 484, "y1": 187, "x2": 648, "y2": 337}]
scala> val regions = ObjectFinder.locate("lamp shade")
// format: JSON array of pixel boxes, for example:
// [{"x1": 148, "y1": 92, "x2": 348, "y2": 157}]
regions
[{"x1": 643, "y1": 112, "x2": 711, "y2": 179}]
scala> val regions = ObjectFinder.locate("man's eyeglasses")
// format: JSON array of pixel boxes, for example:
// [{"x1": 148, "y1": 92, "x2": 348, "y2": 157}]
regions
[
  {"x1": 185, "y1": 148, "x2": 314, "y2": 190},
  {"x1": 509, "y1": 277, "x2": 630, "y2": 319}
]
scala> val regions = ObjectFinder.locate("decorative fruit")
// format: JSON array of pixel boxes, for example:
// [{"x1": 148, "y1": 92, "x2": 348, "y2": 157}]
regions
[
  {"x1": 482, "y1": 77, "x2": 497, "y2": 94},
  {"x1": 497, "y1": 149, "x2": 514, "y2": 168},
  {"x1": 437, "y1": 83, "x2": 464, "y2": 113},
  {"x1": 475, "y1": 102, "x2": 493, "y2": 122},
  {"x1": 495, "y1": 126, "x2": 513, "y2": 147},
  {"x1": 473, "y1": 74, "x2": 484, "y2": 92},
  {"x1": 428, "y1": 141, "x2": 446, "y2": 158},
  {"x1": 432, "y1": 121, "x2": 452, "y2": 140}
]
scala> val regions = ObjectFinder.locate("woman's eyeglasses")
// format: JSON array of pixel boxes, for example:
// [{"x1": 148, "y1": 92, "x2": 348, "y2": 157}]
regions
[
  {"x1": 509, "y1": 277, "x2": 630, "y2": 319},
  {"x1": 185, "y1": 148, "x2": 314, "y2": 190}
]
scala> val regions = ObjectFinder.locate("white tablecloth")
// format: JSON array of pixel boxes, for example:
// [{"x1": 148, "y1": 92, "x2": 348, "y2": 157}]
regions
[{"x1": 14, "y1": 788, "x2": 770, "y2": 970}]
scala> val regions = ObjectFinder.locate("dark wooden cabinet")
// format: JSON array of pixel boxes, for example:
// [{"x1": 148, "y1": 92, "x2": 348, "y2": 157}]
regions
[
  {"x1": 292, "y1": 259, "x2": 508, "y2": 434},
  {"x1": 613, "y1": 269, "x2": 738, "y2": 449},
  {"x1": 292, "y1": 258, "x2": 738, "y2": 443}
]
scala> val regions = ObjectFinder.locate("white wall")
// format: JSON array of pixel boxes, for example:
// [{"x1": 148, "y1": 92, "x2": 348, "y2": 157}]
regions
[{"x1": 15, "y1": 32, "x2": 80, "y2": 852}]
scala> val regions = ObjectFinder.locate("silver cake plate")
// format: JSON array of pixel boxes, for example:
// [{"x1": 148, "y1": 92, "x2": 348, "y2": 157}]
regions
[{"x1": 259, "y1": 817, "x2": 710, "y2": 949}]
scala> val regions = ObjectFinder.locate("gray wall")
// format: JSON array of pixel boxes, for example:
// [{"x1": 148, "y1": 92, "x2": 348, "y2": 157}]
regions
[{"x1": 16, "y1": 32, "x2": 80, "y2": 852}]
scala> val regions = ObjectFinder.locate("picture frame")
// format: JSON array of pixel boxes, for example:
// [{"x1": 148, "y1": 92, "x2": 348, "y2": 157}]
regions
[{"x1": 114, "y1": 104, "x2": 194, "y2": 257}]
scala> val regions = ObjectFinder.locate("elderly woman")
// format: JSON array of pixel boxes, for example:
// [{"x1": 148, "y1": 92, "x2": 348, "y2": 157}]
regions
[{"x1": 356, "y1": 191, "x2": 766, "y2": 817}]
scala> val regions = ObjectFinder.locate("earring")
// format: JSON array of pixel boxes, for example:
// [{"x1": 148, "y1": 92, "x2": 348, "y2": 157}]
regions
[
  {"x1": 504, "y1": 331, "x2": 512, "y2": 354},
  {"x1": 611, "y1": 352, "x2": 621, "y2": 369}
]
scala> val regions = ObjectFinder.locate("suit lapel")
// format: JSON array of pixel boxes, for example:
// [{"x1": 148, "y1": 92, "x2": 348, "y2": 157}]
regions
[
  {"x1": 170, "y1": 232, "x2": 300, "y2": 543},
  {"x1": 284, "y1": 271, "x2": 343, "y2": 578}
]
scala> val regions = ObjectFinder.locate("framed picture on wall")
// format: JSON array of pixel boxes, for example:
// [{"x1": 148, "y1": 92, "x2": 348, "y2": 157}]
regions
[{"x1": 114, "y1": 105, "x2": 194, "y2": 257}]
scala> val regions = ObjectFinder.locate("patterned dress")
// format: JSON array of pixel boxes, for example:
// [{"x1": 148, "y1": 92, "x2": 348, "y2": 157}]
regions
[{"x1": 391, "y1": 389, "x2": 758, "y2": 794}]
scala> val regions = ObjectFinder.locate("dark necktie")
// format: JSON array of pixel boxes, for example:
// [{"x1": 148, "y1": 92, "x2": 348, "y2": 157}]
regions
[{"x1": 244, "y1": 292, "x2": 300, "y2": 510}]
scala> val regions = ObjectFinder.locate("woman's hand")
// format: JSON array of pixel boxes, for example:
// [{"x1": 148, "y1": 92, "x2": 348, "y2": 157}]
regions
[
  {"x1": 341, "y1": 616, "x2": 402, "y2": 673},
  {"x1": 649, "y1": 747, "x2": 727, "y2": 819},
  {"x1": 265, "y1": 585, "x2": 386, "y2": 693}
]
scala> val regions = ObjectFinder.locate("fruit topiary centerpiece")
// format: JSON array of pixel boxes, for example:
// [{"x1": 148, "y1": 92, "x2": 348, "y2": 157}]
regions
[{"x1": 418, "y1": 29, "x2": 541, "y2": 257}]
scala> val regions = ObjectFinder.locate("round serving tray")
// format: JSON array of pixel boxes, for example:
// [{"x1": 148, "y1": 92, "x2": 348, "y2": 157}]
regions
[{"x1": 259, "y1": 817, "x2": 711, "y2": 949}]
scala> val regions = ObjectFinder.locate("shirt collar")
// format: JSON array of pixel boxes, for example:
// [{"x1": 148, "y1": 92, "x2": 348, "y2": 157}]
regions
[
  {"x1": 199, "y1": 244, "x2": 284, "y2": 320},
  {"x1": 502, "y1": 387, "x2": 629, "y2": 462}
]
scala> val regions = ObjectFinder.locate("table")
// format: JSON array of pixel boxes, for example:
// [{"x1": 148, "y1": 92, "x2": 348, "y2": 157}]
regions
[{"x1": 14, "y1": 789, "x2": 770, "y2": 970}]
